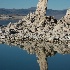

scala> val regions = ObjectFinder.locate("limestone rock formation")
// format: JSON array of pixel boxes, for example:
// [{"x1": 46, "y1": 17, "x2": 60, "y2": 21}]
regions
[
  {"x1": 0, "y1": 0, "x2": 70, "y2": 42},
  {"x1": 64, "y1": 8, "x2": 70, "y2": 23},
  {"x1": 35, "y1": 0, "x2": 48, "y2": 16},
  {"x1": 52, "y1": 9, "x2": 70, "y2": 41}
]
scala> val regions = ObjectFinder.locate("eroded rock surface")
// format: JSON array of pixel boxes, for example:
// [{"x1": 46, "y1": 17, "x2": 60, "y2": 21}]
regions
[
  {"x1": 0, "y1": 0, "x2": 70, "y2": 42},
  {"x1": 52, "y1": 9, "x2": 70, "y2": 41}
]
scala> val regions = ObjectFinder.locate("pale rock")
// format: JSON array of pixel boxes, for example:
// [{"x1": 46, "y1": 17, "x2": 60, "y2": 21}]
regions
[
  {"x1": 64, "y1": 8, "x2": 70, "y2": 23},
  {"x1": 0, "y1": 0, "x2": 70, "y2": 42}
]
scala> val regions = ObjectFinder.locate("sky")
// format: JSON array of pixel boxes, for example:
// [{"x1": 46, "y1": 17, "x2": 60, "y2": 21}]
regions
[{"x1": 0, "y1": 0, "x2": 70, "y2": 10}]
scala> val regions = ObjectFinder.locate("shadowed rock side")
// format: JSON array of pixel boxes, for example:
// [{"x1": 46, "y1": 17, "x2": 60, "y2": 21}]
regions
[
  {"x1": 0, "y1": 39, "x2": 70, "y2": 70},
  {"x1": 0, "y1": 0, "x2": 70, "y2": 41}
]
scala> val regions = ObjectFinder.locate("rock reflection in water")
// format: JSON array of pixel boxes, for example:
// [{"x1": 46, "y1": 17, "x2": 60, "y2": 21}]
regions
[{"x1": 0, "y1": 39, "x2": 70, "y2": 70}]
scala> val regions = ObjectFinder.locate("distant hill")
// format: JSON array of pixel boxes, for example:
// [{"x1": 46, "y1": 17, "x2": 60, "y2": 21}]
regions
[
  {"x1": 47, "y1": 9, "x2": 67, "y2": 19},
  {"x1": 0, "y1": 8, "x2": 35, "y2": 15},
  {"x1": 0, "y1": 7, "x2": 67, "y2": 19}
]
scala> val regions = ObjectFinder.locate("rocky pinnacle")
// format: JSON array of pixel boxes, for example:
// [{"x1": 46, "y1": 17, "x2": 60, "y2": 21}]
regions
[
  {"x1": 0, "y1": 0, "x2": 70, "y2": 42},
  {"x1": 35, "y1": 0, "x2": 48, "y2": 16}
]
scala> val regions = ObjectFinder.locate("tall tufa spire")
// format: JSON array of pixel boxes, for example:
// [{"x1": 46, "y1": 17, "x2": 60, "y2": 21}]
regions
[{"x1": 35, "y1": 0, "x2": 48, "y2": 16}]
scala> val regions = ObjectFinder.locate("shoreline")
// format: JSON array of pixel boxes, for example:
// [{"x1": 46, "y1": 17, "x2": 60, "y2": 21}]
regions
[{"x1": 0, "y1": 15, "x2": 25, "y2": 20}]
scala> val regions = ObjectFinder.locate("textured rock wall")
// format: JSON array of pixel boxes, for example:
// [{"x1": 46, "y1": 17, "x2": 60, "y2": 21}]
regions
[
  {"x1": 52, "y1": 9, "x2": 70, "y2": 41},
  {"x1": 64, "y1": 9, "x2": 70, "y2": 23},
  {"x1": 0, "y1": 0, "x2": 70, "y2": 42},
  {"x1": 35, "y1": 0, "x2": 48, "y2": 16}
]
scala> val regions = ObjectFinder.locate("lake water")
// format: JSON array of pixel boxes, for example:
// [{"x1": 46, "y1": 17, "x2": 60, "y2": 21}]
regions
[
  {"x1": 0, "y1": 19, "x2": 19, "y2": 25},
  {"x1": 0, "y1": 44, "x2": 39, "y2": 70},
  {"x1": 0, "y1": 41, "x2": 70, "y2": 70},
  {"x1": 0, "y1": 20, "x2": 70, "y2": 70}
]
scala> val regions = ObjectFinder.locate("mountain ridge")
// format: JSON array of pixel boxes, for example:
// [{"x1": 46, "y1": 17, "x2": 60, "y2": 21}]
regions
[{"x1": 0, "y1": 7, "x2": 67, "y2": 19}]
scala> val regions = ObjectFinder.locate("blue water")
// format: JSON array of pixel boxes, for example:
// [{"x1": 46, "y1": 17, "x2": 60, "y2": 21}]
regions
[
  {"x1": 0, "y1": 19, "x2": 19, "y2": 25},
  {"x1": 0, "y1": 44, "x2": 70, "y2": 70},
  {"x1": 0, "y1": 44, "x2": 39, "y2": 70},
  {"x1": 48, "y1": 53, "x2": 70, "y2": 70}
]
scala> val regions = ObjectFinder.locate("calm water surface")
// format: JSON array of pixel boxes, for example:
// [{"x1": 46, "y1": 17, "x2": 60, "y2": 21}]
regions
[
  {"x1": 0, "y1": 44, "x2": 39, "y2": 70},
  {"x1": 0, "y1": 19, "x2": 19, "y2": 25},
  {"x1": 0, "y1": 43, "x2": 70, "y2": 70}
]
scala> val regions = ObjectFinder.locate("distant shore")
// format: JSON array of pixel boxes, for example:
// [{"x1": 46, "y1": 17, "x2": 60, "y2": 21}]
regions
[{"x1": 0, "y1": 15, "x2": 25, "y2": 20}]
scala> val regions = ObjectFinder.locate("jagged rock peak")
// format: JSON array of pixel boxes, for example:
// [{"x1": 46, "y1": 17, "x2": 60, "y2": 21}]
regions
[
  {"x1": 35, "y1": 0, "x2": 48, "y2": 16},
  {"x1": 64, "y1": 8, "x2": 70, "y2": 23},
  {"x1": 66, "y1": 8, "x2": 70, "y2": 15}
]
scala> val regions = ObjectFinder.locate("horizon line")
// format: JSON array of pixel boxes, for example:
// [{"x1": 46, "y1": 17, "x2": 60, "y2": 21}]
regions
[{"x1": 0, "y1": 7, "x2": 68, "y2": 10}]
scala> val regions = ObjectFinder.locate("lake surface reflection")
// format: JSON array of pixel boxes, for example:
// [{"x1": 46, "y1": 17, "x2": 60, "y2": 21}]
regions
[{"x1": 0, "y1": 39, "x2": 70, "y2": 70}]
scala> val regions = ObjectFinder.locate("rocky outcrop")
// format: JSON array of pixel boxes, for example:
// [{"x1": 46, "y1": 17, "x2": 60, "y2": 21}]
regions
[
  {"x1": 0, "y1": 0, "x2": 70, "y2": 42},
  {"x1": 35, "y1": 0, "x2": 48, "y2": 16},
  {"x1": 52, "y1": 9, "x2": 70, "y2": 41},
  {"x1": 64, "y1": 8, "x2": 70, "y2": 23}
]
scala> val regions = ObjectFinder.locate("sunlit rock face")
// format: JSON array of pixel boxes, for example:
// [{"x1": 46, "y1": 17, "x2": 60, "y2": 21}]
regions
[
  {"x1": 52, "y1": 9, "x2": 70, "y2": 41},
  {"x1": 0, "y1": 0, "x2": 57, "y2": 41},
  {"x1": 0, "y1": 16, "x2": 58, "y2": 41},
  {"x1": 35, "y1": 0, "x2": 48, "y2": 16},
  {"x1": 64, "y1": 9, "x2": 70, "y2": 23},
  {"x1": 0, "y1": 0, "x2": 70, "y2": 41}
]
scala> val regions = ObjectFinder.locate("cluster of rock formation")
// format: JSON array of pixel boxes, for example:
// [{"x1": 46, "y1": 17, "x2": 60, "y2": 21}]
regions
[
  {"x1": 0, "y1": 0, "x2": 70, "y2": 41},
  {"x1": 52, "y1": 9, "x2": 70, "y2": 41}
]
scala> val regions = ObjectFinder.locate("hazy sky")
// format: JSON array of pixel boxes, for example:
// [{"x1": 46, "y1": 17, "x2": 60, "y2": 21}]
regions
[{"x1": 0, "y1": 0, "x2": 70, "y2": 10}]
